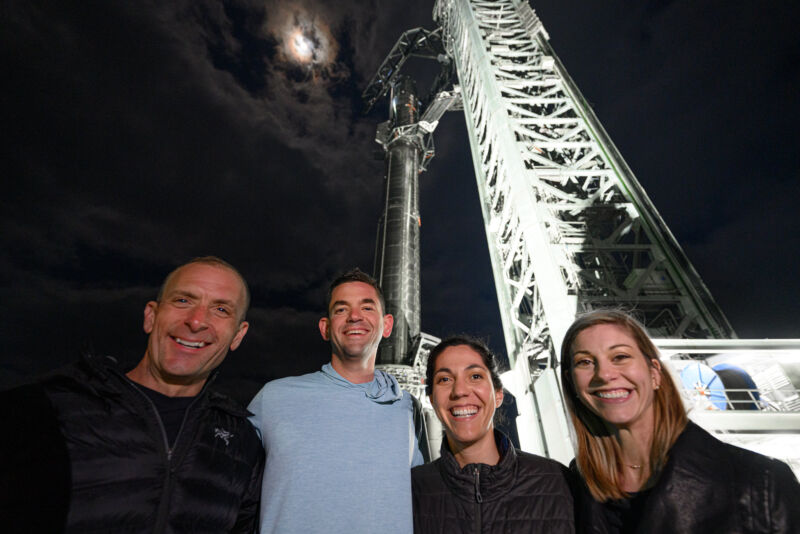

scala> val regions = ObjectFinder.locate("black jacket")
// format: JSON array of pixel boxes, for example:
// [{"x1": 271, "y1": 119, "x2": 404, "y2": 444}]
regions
[
  {"x1": 572, "y1": 422, "x2": 800, "y2": 534},
  {"x1": 411, "y1": 431, "x2": 574, "y2": 533},
  {"x1": 0, "y1": 355, "x2": 265, "y2": 534}
]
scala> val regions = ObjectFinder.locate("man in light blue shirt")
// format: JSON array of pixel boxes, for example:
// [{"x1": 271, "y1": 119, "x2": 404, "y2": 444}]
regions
[{"x1": 249, "y1": 268, "x2": 423, "y2": 533}]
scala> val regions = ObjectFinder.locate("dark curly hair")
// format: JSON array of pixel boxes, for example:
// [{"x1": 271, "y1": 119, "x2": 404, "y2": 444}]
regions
[{"x1": 425, "y1": 335, "x2": 503, "y2": 396}]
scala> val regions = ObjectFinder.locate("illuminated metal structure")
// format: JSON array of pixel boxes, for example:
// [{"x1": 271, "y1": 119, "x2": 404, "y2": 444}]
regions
[
  {"x1": 367, "y1": 30, "x2": 454, "y2": 460},
  {"x1": 366, "y1": 0, "x2": 800, "y2": 471},
  {"x1": 373, "y1": 76, "x2": 423, "y2": 366},
  {"x1": 369, "y1": 29, "x2": 456, "y2": 371}
]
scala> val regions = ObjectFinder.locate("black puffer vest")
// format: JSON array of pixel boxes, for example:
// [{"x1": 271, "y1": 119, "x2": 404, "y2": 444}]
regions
[
  {"x1": 41, "y1": 355, "x2": 264, "y2": 533},
  {"x1": 412, "y1": 431, "x2": 574, "y2": 533}
]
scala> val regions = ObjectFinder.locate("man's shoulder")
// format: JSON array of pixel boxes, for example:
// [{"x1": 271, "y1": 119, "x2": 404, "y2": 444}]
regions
[
  {"x1": 249, "y1": 370, "x2": 325, "y2": 403},
  {"x1": 265, "y1": 370, "x2": 323, "y2": 389},
  {"x1": 203, "y1": 389, "x2": 262, "y2": 447},
  {"x1": 18, "y1": 356, "x2": 124, "y2": 406},
  {"x1": 205, "y1": 388, "x2": 254, "y2": 419},
  {"x1": 386, "y1": 388, "x2": 415, "y2": 410},
  {"x1": 0, "y1": 382, "x2": 54, "y2": 417}
]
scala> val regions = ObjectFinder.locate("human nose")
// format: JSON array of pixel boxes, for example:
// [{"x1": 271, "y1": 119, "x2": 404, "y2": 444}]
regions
[
  {"x1": 185, "y1": 306, "x2": 209, "y2": 331},
  {"x1": 450, "y1": 377, "x2": 469, "y2": 399},
  {"x1": 594, "y1": 359, "x2": 617, "y2": 383},
  {"x1": 347, "y1": 307, "x2": 363, "y2": 321}
]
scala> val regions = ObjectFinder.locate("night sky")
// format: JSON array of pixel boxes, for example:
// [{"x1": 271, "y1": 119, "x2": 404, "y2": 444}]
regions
[{"x1": 2, "y1": 0, "x2": 798, "y2": 405}]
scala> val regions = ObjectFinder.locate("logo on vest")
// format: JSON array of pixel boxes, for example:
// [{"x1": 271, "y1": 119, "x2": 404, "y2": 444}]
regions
[{"x1": 214, "y1": 427, "x2": 233, "y2": 446}]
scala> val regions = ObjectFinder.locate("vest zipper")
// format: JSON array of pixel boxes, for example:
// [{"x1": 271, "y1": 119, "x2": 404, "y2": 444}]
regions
[
  {"x1": 473, "y1": 466, "x2": 482, "y2": 534},
  {"x1": 473, "y1": 466, "x2": 483, "y2": 503}
]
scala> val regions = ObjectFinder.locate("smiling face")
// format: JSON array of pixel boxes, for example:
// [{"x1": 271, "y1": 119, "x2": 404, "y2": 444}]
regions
[
  {"x1": 318, "y1": 281, "x2": 393, "y2": 366},
  {"x1": 133, "y1": 263, "x2": 249, "y2": 396},
  {"x1": 431, "y1": 345, "x2": 503, "y2": 453},
  {"x1": 570, "y1": 323, "x2": 661, "y2": 434}
]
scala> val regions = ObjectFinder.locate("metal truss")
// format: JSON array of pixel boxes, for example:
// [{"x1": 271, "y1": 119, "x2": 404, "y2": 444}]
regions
[
  {"x1": 434, "y1": 0, "x2": 735, "y2": 373},
  {"x1": 376, "y1": 332, "x2": 441, "y2": 401},
  {"x1": 430, "y1": 0, "x2": 755, "y2": 458},
  {"x1": 362, "y1": 28, "x2": 447, "y2": 114}
]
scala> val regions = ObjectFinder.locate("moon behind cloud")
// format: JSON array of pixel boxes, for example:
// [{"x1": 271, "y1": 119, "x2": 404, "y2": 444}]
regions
[{"x1": 276, "y1": 9, "x2": 337, "y2": 70}]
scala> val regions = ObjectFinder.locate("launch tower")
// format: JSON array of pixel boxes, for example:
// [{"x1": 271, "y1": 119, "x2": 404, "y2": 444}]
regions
[{"x1": 366, "y1": 0, "x2": 800, "y2": 471}]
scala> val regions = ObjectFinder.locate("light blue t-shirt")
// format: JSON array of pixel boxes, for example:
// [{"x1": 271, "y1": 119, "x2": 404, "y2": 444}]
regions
[{"x1": 248, "y1": 363, "x2": 423, "y2": 534}]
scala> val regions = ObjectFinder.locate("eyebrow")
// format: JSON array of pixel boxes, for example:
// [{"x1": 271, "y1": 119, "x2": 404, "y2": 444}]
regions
[
  {"x1": 166, "y1": 289, "x2": 198, "y2": 300},
  {"x1": 167, "y1": 290, "x2": 238, "y2": 309},
  {"x1": 331, "y1": 298, "x2": 378, "y2": 308},
  {"x1": 211, "y1": 298, "x2": 238, "y2": 309},
  {"x1": 572, "y1": 343, "x2": 634, "y2": 357},
  {"x1": 433, "y1": 363, "x2": 487, "y2": 375}
]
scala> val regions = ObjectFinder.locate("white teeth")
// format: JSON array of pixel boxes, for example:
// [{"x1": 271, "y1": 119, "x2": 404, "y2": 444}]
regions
[
  {"x1": 176, "y1": 338, "x2": 206, "y2": 348},
  {"x1": 596, "y1": 390, "x2": 630, "y2": 399},
  {"x1": 451, "y1": 407, "x2": 478, "y2": 417}
]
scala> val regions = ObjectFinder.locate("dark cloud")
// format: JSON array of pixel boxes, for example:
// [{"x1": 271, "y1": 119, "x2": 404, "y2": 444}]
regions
[{"x1": 1, "y1": 0, "x2": 797, "y2": 403}]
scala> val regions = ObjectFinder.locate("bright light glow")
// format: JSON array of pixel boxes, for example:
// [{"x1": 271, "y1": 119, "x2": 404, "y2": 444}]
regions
[{"x1": 291, "y1": 30, "x2": 313, "y2": 61}]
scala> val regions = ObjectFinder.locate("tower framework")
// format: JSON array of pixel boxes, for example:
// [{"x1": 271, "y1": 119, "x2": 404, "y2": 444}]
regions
[
  {"x1": 429, "y1": 0, "x2": 799, "y2": 468},
  {"x1": 366, "y1": 0, "x2": 800, "y2": 472}
]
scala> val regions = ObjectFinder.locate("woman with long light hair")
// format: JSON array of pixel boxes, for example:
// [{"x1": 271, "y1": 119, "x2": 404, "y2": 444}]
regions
[{"x1": 560, "y1": 310, "x2": 799, "y2": 533}]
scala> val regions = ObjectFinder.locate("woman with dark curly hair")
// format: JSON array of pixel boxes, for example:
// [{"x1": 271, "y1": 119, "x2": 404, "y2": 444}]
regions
[
  {"x1": 411, "y1": 335, "x2": 574, "y2": 533},
  {"x1": 561, "y1": 309, "x2": 800, "y2": 533}
]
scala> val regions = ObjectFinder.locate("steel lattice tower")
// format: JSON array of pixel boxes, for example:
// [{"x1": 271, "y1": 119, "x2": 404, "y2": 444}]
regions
[
  {"x1": 431, "y1": 0, "x2": 744, "y2": 460},
  {"x1": 366, "y1": 0, "x2": 800, "y2": 470}
]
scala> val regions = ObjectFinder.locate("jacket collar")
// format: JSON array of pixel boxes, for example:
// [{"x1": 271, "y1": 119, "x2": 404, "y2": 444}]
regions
[
  {"x1": 436, "y1": 429, "x2": 518, "y2": 503},
  {"x1": 68, "y1": 354, "x2": 250, "y2": 417}
]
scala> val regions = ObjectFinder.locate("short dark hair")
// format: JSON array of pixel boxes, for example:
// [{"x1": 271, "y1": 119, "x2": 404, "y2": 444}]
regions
[
  {"x1": 325, "y1": 268, "x2": 386, "y2": 315},
  {"x1": 157, "y1": 256, "x2": 250, "y2": 322},
  {"x1": 425, "y1": 335, "x2": 503, "y2": 396}
]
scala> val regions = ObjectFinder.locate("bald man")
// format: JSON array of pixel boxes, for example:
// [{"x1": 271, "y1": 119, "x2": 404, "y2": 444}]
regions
[{"x1": 0, "y1": 257, "x2": 264, "y2": 533}]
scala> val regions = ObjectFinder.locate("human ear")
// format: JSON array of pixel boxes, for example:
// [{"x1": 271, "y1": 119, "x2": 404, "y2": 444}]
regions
[
  {"x1": 318, "y1": 317, "x2": 330, "y2": 341},
  {"x1": 495, "y1": 387, "x2": 504, "y2": 408},
  {"x1": 382, "y1": 314, "x2": 394, "y2": 338},
  {"x1": 650, "y1": 358, "x2": 662, "y2": 389},
  {"x1": 143, "y1": 301, "x2": 158, "y2": 334},
  {"x1": 229, "y1": 321, "x2": 249, "y2": 351}
]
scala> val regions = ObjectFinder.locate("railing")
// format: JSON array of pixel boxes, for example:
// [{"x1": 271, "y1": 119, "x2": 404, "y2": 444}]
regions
[
  {"x1": 655, "y1": 338, "x2": 800, "y2": 478},
  {"x1": 655, "y1": 338, "x2": 800, "y2": 415}
]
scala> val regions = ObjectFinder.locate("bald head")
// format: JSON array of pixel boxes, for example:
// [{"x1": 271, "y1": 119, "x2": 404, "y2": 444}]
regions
[{"x1": 158, "y1": 256, "x2": 250, "y2": 322}]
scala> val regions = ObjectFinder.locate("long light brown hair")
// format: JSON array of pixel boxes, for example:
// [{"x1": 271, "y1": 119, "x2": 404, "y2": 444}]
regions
[{"x1": 560, "y1": 310, "x2": 687, "y2": 501}]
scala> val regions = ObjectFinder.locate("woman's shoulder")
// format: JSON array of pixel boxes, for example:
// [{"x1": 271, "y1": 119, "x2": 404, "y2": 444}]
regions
[
  {"x1": 514, "y1": 450, "x2": 574, "y2": 494},
  {"x1": 666, "y1": 422, "x2": 799, "y2": 506},
  {"x1": 703, "y1": 431, "x2": 799, "y2": 491},
  {"x1": 657, "y1": 422, "x2": 800, "y2": 532},
  {"x1": 673, "y1": 421, "x2": 794, "y2": 475},
  {"x1": 515, "y1": 450, "x2": 570, "y2": 474},
  {"x1": 412, "y1": 458, "x2": 442, "y2": 482}
]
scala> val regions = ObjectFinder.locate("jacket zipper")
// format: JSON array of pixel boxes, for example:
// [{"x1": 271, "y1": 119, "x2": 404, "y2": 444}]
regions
[
  {"x1": 121, "y1": 376, "x2": 203, "y2": 533},
  {"x1": 473, "y1": 466, "x2": 482, "y2": 533}
]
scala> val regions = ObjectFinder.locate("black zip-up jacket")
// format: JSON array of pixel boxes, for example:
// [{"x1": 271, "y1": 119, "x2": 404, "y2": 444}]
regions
[
  {"x1": 411, "y1": 431, "x2": 574, "y2": 533},
  {"x1": 572, "y1": 422, "x2": 800, "y2": 533},
  {"x1": 0, "y1": 355, "x2": 264, "y2": 534}
]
